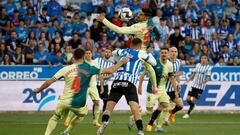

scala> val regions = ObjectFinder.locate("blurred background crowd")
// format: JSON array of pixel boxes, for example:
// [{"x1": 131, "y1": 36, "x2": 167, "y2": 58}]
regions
[{"x1": 0, "y1": 0, "x2": 240, "y2": 66}]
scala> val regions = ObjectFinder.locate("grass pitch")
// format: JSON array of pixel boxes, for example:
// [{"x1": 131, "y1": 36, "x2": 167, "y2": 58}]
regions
[{"x1": 0, "y1": 112, "x2": 239, "y2": 135}]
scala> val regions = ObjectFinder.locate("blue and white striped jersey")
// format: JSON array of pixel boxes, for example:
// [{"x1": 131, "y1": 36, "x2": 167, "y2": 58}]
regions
[
  {"x1": 208, "y1": 40, "x2": 223, "y2": 54},
  {"x1": 95, "y1": 57, "x2": 114, "y2": 86},
  {"x1": 191, "y1": 63, "x2": 212, "y2": 90},
  {"x1": 166, "y1": 58, "x2": 181, "y2": 92},
  {"x1": 112, "y1": 48, "x2": 156, "y2": 85}
]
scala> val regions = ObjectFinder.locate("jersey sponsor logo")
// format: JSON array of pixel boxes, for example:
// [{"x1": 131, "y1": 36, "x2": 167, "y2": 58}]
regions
[{"x1": 22, "y1": 88, "x2": 57, "y2": 111}]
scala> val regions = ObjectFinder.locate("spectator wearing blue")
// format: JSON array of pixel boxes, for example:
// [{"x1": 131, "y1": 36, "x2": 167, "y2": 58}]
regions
[
  {"x1": 3, "y1": 0, "x2": 17, "y2": 16},
  {"x1": 234, "y1": 19, "x2": 240, "y2": 41},
  {"x1": 34, "y1": 43, "x2": 52, "y2": 65},
  {"x1": 232, "y1": 44, "x2": 240, "y2": 59},
  {"x1": 225, "y1": 34, "x2": 238, "y2": 53},
  {"x1": 208, "y1": 32, "x2": 223, "y2": 57},
  {"x1": 161, "y1": 0, "x2": 174, "y2": 20},
  {"x1": 33, "y1": 21, "x2": 44, "y2": 40},
  {"x1": 220, "y1": 44, "x2": 233, "y2": 65},
  {"x1": 171, "y1": 7, "x2": 181, "y2": 28},
  {"x1": 0, "y1": 8, "x2": 11, "y2": 37},
  {"x1": 51, "y1": 50, "x2": 65, "y2": 65},
  {"x1": 38, "y1": 7, "x2": 51, "y2": 28},
  {"x1": 48, "y1": 19, "x2": 63, "y2": 40},
  {"x1": 74, "y1": 16, "x2": 88, "y2": 38},
  {"x1": 217, "y1": 19, "x2": 232, "y2": 40},
  {"x1": 198, "y1": 0, "x2": 212, "y2": 16},
  {"x1": 114, "y1": 0, "x2": 130, "y2": 12},
  {"x1": 15, "y1": 19, "x2": 29, "y2": 43},
  {"x1": 201, "y1": 19, "x2": 216, "y2": 42},
  {"x1": 63, "y1": 16, "x2": 74, "y2": 40},
  {"x1": 184, "y1": 0, "x2": 199, "y2": 20},
  {"x1": 131, "y1": 0, "x2": 142, "y2": 17},
  {"x1": 104, "y1": 0, "x2": 115, "y2": 19},
  {"x1": 189, "y1": 20, "x2": 201, "y2": 42},
  {"x1": 25, "y1": 7, "x2": 38, "y2": 28},
  {"x1": 19, "y1": 0, "x2": 28, "y2": 17},
  {"x1": 212, "y1": 0, "x2": 226, "y2": 22},
  {"x1": 47, "y1": 0, "x2": 62, "y2": 18}
]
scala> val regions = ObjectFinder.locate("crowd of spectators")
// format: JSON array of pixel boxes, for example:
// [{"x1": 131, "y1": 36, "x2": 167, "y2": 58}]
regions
[{"x1": 0, "y1": 0, "x2": 240, "y2": 66}]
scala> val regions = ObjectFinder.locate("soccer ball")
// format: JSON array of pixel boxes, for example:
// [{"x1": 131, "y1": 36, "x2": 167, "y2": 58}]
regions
[{"x1": 119, "y1": 7, "x2": 133, "y2": 21}]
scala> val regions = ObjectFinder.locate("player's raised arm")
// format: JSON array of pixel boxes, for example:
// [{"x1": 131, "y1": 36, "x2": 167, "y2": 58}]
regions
[
  {"x1": 139, "y1": 50, "x2": 157, "y2": 66},
  {"x1": 97, "y1": 14, "x2": 137, "y2": 34},
  {"x1": 101, "y1": 56, "x2": 129, "y2": 74}
]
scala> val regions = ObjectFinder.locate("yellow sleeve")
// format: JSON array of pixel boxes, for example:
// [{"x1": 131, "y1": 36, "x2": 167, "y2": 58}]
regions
[
  {"x1": 102, "y1": 18, "x2": 138, "y2": 34},
  {"x1": 53, "y1": 67, "x2": 66, "y2": 80}
]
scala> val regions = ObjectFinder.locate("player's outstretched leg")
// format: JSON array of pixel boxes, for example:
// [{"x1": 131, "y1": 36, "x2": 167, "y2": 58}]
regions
[
  {"x1": 170, "y1": 98, "x2": 183, "y2": 122},
  {"x1": 183, "y1": 96, "x2": 195, "y2": 119},
  {"x1": 97, "y1": 101, "x2": 116, "y2": 135},
  {"x1": 156, "y1": 108, "x2": 168, "y2": 133},
  {"x1": 45, "y1": 114, "x2": 60, "y2": 135}
]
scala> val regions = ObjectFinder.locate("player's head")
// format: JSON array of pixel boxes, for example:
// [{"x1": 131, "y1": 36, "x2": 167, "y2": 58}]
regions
[
  {"x1": 131, "y1": 38, "x2": 142, "y2": 49},
  {"x1": 73, "y1": 48, "x2": 85, "y2": 61},
  {"x1": 136, "y1": 8, "x2": 152, "y2": 22},
  {"x1": 104, "y1": 48, "x2": 112, "y2": 59},
  {"x1": 160, "y1": 48, "x2": 169, "y2": 61},
  {"x1": 84, "y1": 49, "x2": 93, "y2": 61},
  {"x1": 200, "y1": 54, "x2": 208, "y2": 65},
  {"x1": 169, "y1": 47, "x2": 178, "y2": 60}
]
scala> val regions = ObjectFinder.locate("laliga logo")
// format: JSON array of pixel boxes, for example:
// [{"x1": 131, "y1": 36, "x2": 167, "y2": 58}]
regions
[{"x1": 23, "y1": 88, "x2": 56, "y2": 111}]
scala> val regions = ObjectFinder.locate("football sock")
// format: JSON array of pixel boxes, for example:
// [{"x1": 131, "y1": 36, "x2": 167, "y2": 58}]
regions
[
  {"x1": 93, "y1": 104, "x2": 100, "y2": 123},
  {"x1": 148, "y1": 109, "x2": 161, "y2": 126},
  {"x1": 187, "y1": 100, "x2": 195, "y2": 114},
  {"x1": 172, "y1": 105, "x2": 183, "y2": 114},
  {"x1": 102, "y1": 114, "x2": 110, "y2": 122},
  {"x1": 135, "y1": 120, "x2": 143, "y2": 131}
]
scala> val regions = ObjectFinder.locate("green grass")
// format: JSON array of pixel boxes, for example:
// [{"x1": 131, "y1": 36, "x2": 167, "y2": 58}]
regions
[{"x1": 0, "y1": 112, "x2": 239, "y2": 135}]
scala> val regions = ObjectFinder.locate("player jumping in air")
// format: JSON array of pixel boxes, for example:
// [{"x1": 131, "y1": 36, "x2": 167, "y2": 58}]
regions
[
  {"x1": 32, "y1": 48, "x2": 129, "y2": 135},
  {"x1": 97, "y1": 8, "x2": 161, "y2": 93}
]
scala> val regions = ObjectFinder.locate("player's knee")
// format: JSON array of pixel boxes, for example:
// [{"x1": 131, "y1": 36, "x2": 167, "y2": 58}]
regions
[
  {"x1": 103, "y1": 109, "x2": 111, "y2": 115},
  {"x1": 94, "y1": 101, "x2": 100, "y2": 106},
  {"x1": 161, "y1": 102, "x2": 169, "y2": 109},
  {"x1": 177, "y1": 104, "x2": 184, "y2": 110}
]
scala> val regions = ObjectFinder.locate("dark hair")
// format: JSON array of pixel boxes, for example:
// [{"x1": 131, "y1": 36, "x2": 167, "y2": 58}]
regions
[
  {"x1": 85, "y1": 49, "x2": 92, "y2": 53},
  {"x1": 74, "y1": 48, "x2": 85, "y2": 60},
  {"x1": 131, "y1": 38, "x2": 142, "y2": 46},
  {"x1": 142, "y1": 8, "x2": 152, "y2": 17},
  {"x1": 219, "y1": 56, "x2": 224, "y2": 60},
  {"x1": 160, "y1": 47, "x2": 169, "y2": 51},
  {"x1": 200, "y1": 54, "x2": 208, "y2": 59}
]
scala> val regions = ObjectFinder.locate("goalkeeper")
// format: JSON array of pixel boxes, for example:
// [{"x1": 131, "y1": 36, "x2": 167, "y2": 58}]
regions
[{"x1": 97, "y1": 8, "x2": 160, "y2": 91}]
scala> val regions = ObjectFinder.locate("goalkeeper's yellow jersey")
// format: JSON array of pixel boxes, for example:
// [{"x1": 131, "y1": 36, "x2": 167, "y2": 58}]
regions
[{"x1": 102, "y1": 18, "x2": 160, "y2": 50}]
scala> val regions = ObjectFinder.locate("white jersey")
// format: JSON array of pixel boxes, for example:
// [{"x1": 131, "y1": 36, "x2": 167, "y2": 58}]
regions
[
  {"x1": 191, "y1": 63, "x2": 212, "y2": 90},
  {"x1": 113, "y1": 48, "x2": 156, "y2": 85},
  {"x1": 166, "y1": 58, "x2": 181, "y2": 92},
  {"x1": 95, "y1": 57, "x2": 114, "y2": 86}
]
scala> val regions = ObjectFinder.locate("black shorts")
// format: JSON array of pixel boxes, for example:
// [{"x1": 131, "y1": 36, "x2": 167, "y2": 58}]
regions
[
  {"x1": 108, "y1": 80, "x2": 139, "y2": 104},
  {"x1": 188, "y1": 87, "x2": 203, "y2": 99},
  {"x1": 97, "y1": 85, "x2": 109, "y2": 100},
  {"x1": 167, "y1": 91, "x2": 181, "y2": 101}
]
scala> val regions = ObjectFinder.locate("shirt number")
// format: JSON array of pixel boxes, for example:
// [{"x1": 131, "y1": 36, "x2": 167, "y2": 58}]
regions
[{"x1": 71, "y1": 76, "x2": 81, "y2": 93}]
